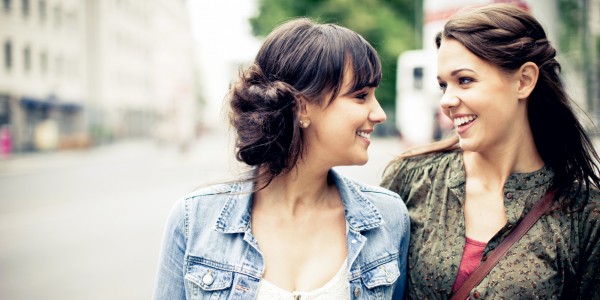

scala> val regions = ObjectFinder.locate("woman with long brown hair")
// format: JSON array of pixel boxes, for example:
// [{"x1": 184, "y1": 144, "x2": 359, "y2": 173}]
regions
[{"x1": 382, "y1": 4, "x2": 600, "y2": 298}]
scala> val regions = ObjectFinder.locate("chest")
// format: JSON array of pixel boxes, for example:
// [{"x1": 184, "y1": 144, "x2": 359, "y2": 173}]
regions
[
  {"x1": 463, "y1": 190, "x2": 507, "y2": 242},
  {"x1": 250, "y1": 209, "x2": 348, "y2": 292},
  {"x1": 404, "y1": 188, "x2": 579, "y2": 298}
]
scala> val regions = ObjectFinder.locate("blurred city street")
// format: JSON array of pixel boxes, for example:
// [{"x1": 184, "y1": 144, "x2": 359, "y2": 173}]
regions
[{"x1": 0, "y1": 128, "x2": 407, "y2": 300}]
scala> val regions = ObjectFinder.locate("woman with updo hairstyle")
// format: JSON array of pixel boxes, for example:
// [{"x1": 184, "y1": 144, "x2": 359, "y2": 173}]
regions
[
  {"x1": 382, "y1": 3, "x2": 600, "y2": 299},
  {"x1": 153, "y1": 17, "x2": 410, "y2": 300}
]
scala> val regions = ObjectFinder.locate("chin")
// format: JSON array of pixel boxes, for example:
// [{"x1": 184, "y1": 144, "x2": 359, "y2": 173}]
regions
[
  {"x1": 458, "y1": 139, "x2": 472, "y2": 152},
  {"x1": 458, "y1": 138, "x2": 485, "y2": 153},
  {"x1": 355, "y1": 157, "x2": 369, "y2": 166},
  {"x1": 340, "y1": 156, "x2": 369, "y2": 166}
]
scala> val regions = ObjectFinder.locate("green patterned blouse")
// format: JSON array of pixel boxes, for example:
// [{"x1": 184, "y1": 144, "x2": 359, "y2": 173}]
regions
[{"x1": 381, "y1": 151, "x2": 600, "y2": 299}]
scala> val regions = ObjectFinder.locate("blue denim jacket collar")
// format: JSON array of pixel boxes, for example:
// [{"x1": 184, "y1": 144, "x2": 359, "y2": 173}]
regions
[{"x1": 214, "y1": 169, "x2": 383, "y2": 234}]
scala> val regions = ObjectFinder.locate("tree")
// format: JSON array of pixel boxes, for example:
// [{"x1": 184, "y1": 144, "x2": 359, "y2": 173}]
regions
[
  {"x1": 557, "y1": 0, "x2": 600, "y2": 127},
  {"x1": 249, "y1": 0, "x2": 422, "y2": 114}
]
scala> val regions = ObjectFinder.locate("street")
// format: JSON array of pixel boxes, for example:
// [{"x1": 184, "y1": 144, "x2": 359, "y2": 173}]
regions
[{"x1": 0, "y1": 128, "x2": 407, "y2": 300}]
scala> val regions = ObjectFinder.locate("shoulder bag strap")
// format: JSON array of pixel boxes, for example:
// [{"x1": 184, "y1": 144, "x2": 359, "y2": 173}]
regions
[{"x1": 450, "y1": 189, "x2": 557, "y2": 300}]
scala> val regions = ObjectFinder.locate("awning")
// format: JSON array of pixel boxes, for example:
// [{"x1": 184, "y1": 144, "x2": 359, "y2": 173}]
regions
[{"x1": 20, "y1": 96, "x2": 83, "y2": 112}]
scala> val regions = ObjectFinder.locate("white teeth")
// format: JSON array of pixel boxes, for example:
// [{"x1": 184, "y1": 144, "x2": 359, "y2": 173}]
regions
[
  {"x1": 357, "y1": 131, "x2": 371, "y2": 140},
  {"x1": 454, "y1": 115, "x2": 477, "y2": 127}
]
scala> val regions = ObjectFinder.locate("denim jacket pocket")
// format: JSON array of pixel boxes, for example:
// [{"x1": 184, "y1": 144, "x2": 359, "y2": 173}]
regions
[
  {"x1": 185, "y1": 262, "x2": 234, "y2": 298},
  {"x1": 350, "y1": 260, "x2": 401, "y2": 299},
  {"x1": 361, "y1": 260, "x2": 400, "y2": 289}
]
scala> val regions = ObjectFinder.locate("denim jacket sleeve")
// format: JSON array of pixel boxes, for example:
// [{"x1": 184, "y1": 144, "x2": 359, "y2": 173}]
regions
[
  {"x1": 153, "y1": 198, "x2": 187, "y2": 300},
  {"x1": 392, "y1": 207, "x2": 410, "y2": 299}
]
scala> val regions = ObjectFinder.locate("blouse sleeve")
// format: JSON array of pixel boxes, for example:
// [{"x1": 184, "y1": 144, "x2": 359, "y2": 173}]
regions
[
  {"x1": 576, "y1": 191, "x2": 600, "y2": 297},
  {"x1": 381, "y1": 157, "x2": 423, "y2": 202}
]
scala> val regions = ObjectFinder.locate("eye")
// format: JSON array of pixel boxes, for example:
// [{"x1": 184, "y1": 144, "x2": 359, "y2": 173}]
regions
[
  {"x1": 355, "y1": 92, "x2": 368, "y2": 100},
  {"x1": 458, "y1": 77, "x2": 474, "y2": 85},
  {"x1": 438, "y1": 82, "x2": 447, "y2": 94}
]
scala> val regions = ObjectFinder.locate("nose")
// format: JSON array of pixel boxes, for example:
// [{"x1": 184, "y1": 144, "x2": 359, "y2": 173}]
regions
[
  {"x1": 369, "y1": 97, "x2": 387, "y2": 124},
  {"x1": 440, "y1": 93, "x2": 460, "y2": 111}
]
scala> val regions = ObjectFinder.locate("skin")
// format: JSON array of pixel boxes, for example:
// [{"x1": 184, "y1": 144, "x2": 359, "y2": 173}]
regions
[
  {"x1": 250, "y1": 67, "x2": 386, "y2": 292},
  {"x1": 436, "y1": 37, "x2": 543, "y2": 242}
]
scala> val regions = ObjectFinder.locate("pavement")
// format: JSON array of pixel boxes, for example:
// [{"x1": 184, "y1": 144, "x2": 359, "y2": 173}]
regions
[{"x1": 0, "y1": 128, "x2": 406, "y2": 300}]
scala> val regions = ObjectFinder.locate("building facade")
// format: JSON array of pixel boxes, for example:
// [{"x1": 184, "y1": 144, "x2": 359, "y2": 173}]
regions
[
  {"x1": 0, "y1": 0, "x2": 198, "y2": 153},
  {"x1": 0, "y1": 0, "x2": 87, "y2": 151}
]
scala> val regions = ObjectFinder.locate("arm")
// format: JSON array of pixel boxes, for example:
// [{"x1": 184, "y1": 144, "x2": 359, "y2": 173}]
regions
[
  {"x1": 152, "y1": 198, "x2": 187, "y2": 300},
  {"x1": 392, "y1": 203, "x2": 410, "y2": 299},
  {"x1": 577, "y1": 196, "x2": 600, "y2": 298}
]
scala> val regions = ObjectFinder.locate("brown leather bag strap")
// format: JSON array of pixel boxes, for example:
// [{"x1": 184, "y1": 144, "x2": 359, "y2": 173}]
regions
[{"x1": 450, "y1": 189, "x2": 557, "y2": 300}]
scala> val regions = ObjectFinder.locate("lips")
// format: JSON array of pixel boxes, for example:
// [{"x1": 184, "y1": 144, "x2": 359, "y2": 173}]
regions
[
  {"x1": 356, "y1": 131, "x2": 371, "y2": 140},
  {"x1": 453, "y1": 115, "x2": 477, "y2": 128}
]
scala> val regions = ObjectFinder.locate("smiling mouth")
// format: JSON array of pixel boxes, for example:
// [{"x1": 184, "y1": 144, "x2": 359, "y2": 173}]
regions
[
  {"x1": 357, "y1": 131, "x2": 371, "y2": 140},
  {"x1": 454, "y1": 115, "x2": 478, "y2": 128}
]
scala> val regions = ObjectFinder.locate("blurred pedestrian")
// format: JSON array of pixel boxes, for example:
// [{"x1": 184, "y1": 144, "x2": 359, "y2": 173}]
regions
[
  {"x1": 0, "y1": 124, "x2": 11, "y2": 158},
  {"x1": 153, "y1": 17, "x2": 409, "y2": 300},
  {"x1": 382, "y1": 3, "x2": 600, "y2": 299}
]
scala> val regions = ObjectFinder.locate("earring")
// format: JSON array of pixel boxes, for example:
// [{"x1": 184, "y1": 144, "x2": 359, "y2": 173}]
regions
[{"x1": 299, "y1": 120, "x2": 309, "y2": 128}]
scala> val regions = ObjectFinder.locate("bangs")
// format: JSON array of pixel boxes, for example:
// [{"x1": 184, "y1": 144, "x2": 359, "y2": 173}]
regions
[
  {"x1": 345, "y1": 43, "x2": 382, "y2": 91},
  {"x1": 320, "y1": 28, "x2": 381, "y2": 105},
  {"x1": 263, "y1": 21, "x2": 381, "y2": 105}
]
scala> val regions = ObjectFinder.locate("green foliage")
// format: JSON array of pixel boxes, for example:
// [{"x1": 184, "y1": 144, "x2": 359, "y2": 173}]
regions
[
  {"x1": 249, "y1": 0, "x2": 422, "y2": 110},
  {"x1": 557, "y1": 0, "x2": 583, "y2": 69}
]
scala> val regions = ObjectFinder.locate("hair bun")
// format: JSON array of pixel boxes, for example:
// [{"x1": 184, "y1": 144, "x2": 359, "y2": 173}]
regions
[{"x1": 229, "y1": 65, "x2": 300, "y2": 174}]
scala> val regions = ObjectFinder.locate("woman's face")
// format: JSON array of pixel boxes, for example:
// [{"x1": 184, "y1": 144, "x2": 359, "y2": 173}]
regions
[
  {"x1": 436, "y1": 38, "x2": 528, "y2": 153},
  {"x1": 303, "y1": 68, "x2": 386, "y2": 168}
]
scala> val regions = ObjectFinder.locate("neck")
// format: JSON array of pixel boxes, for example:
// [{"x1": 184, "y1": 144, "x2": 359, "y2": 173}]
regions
[
  {"x1": 464, "y1": 133, "x2": 544, "y2": 191},
  {"x1": 254, "y1": 163, "x2": 335, "y2": 216}
]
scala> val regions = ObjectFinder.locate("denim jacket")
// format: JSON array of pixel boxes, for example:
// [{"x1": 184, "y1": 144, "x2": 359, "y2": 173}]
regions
[{"x1": 153, "y1": 169, "x2": 409, "y2": 300}]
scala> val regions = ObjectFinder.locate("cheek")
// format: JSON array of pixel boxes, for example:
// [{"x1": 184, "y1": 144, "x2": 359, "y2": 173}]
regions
[{"x1": 440, "y1": 106, "x2": 453, "y2": 120}]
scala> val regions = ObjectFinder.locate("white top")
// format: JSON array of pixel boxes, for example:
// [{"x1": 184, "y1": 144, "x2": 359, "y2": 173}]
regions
[{"x1": 255, "y1": 259, "x2": 350, "y2": 300}]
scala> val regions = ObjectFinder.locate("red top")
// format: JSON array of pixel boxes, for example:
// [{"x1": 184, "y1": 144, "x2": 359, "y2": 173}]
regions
[{"x1": 451, "y1": 236, "x2": 487, "y2": 293}]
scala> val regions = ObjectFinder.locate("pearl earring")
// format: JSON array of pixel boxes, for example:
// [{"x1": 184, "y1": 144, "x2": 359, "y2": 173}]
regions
[{"x1": 300, "y1": 120, "x2": 309, "y2": 128}]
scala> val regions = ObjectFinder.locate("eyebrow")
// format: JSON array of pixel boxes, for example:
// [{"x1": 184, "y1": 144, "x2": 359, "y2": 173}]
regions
[{"x1": 437, "y1": 68, "x2": 476, "y2": 80}]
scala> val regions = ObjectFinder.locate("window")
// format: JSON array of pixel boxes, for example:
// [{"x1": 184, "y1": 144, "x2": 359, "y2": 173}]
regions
[
  {"x1": 38, "y1": 0, "x2": 45, "y2": 22},
  {"x1": 3, "y1": 0, "x2": 11, "y2": 12},
  {"x1": 55, "y1": 55, "x2": 62, "y2": 75},
  {"x1": 23, "y1": 46, "x2": 31, "y2": 72},
  {"x1": 413, "y1": 67, "x2": 424, "y2": 90},
  {"x1": 40, "y1": 50, "x2": 47, "y2": 74},
  {"x1": 4, "y1": 41, "x2": 12, "y2": 70},
  {"x1": 53, "y1": 5, "x2": 61, "y2": 28},
  {"x1": 21, "y1": 0, "x2": 28, "y2": 16}
]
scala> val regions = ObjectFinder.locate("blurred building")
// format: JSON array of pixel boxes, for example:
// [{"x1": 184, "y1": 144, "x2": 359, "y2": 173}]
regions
[
  {"x1": 0, "y1": 0, "x2": 87, "y2": 151},
  {"x1": 0, "y1": 0, "x2": 198, "y2": 152}
]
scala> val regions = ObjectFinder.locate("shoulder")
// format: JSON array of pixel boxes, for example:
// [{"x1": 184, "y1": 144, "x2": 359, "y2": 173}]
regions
[
  {"x1": 170, "y1": 181, "x2": 252, "y2": 218},
  {"x1": 390, "y1": 150, "x2": 460, "y2": 172},
  {"x1": 575, "y1": 187, "x2": 600, "y2": 216},
  {"x1": 382, "y1": 150, "x2": 460, "y2": 187},
  {"x1": 183, "y1": 182, "x2": 241, "y2": 201},
  {"x1": 556, "y1": 185, "x2": 600, "y2": 235},
  {"x1": 345, "y1": 175, "x2": 402, "y2": 200},
  {"x1": 340, "y1": 174, "x2": 408, "y2": 218},
  {"x1": 562, "y1": 184, "x2": 600, "y2": 211}
]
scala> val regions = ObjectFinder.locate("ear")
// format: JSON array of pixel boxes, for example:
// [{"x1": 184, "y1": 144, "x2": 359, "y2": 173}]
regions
[
  {"x1": 298, "y1": 96, "x2": 309, "y2": 118},
  {"x1": 516, "y1": 62, "x2": 539, "y2": 100}
]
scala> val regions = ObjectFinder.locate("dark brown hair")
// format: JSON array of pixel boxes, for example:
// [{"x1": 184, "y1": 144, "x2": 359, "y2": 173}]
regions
[
  {"x1": 399, "y1": 3, "x2": 600, "y2": 197},
  {"x1": 229, "y1": 17, "x2": 381, "y2": 186}
]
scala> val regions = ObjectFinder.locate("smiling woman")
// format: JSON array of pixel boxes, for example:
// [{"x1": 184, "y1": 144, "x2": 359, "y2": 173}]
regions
[
  {"x1": 153, "y1": 17, "x2": 409, "y2": 300},
  {"x1": 382, "y1": 3, "x2": 600, "y2": 299}
]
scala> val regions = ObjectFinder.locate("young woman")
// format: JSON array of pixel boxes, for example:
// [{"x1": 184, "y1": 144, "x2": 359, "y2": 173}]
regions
[
  {"x1": 153, "y1": 18, "x2": 409, "y2": 300},
  {"x1": 382, "y1": 4, "x2": 600, "y2": 299}
]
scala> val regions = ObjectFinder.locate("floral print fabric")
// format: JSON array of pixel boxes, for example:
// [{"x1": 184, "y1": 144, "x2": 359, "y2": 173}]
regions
[{"x1": 381, "y1": 151, "x2": 600, "y2": 299}]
